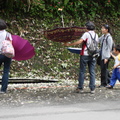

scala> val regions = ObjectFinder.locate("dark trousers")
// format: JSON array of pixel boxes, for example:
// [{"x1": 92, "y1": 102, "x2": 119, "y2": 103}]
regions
[
  {"x1": 0, "y1": 54, "x2": 11, "y2": 92},
  {"x1": 78, "y1": 55, "x2": 96, "y2": 90},
  {"x1": 100, "y1": 59, "x2": 111, "y2": 86}
]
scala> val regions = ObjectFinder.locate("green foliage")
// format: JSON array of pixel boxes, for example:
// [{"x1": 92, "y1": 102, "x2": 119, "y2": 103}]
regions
[
  {"x1": 24, "y1": 0, "x2": 120, "y2": 29},
  {"x1": 0, "y1": 0, "x2": 120, "y2": 22}
]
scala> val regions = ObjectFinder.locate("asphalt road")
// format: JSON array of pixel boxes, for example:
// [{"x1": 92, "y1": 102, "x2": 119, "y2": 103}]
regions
[
  {"x1": 0, "y1": 82, "x2": 120, "y2": 120},
  {"x1": 0, "y1": 100, "x2": 120, "y2": 120}
]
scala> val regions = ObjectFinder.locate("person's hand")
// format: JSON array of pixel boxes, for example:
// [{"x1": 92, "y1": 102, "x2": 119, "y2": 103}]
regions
[
  {"x1": 113, "y1": 65, "x2": 117, "y2": 69},
  {"x1": 63, "y1": 42, "x2": 70, "y2": 46},
  {"x1": 104, "y1": 59, "x2": 108, "y2": 64},
  {"x1": 110, "y1": 52, "x2": 113, "y2": 55},
  {"x1": 113, "y1": 65, "x2": 119, "y2": 69}
]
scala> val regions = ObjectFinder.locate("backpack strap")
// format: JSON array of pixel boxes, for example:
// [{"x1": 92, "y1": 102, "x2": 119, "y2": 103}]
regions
[
  {"x1": 85, "y1": 32, "x2": 97, "y2": 56},
  {"x1": 86, "y1": 32, "x2": 97, "y2": 50},
  {"x1": 88, "y1": 32, "x2": 96, "y2": 41},
  {"x1": 105, "y1": 35, "x2": 110, "y2": 45},
  {"x1": 101, "y1": 35, "x2": 109, "y2": 50},
  {"x1": 105, "y1": 35, "x2": 115, "y2": 51}
]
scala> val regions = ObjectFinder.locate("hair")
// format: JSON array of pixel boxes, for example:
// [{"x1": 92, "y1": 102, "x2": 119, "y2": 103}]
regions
[
  {"x1": 102, "y1": 24, "x2": 111, "y2": 34},
  {"x1": 85, "y1": 21, "x2": 95, "y2": 30},
  {"x1": 0, "y1": 19, "x2": 7, "y2": 30},
  {"x1": 114, "y1": 44, "x2": 120, "y2": 52}
]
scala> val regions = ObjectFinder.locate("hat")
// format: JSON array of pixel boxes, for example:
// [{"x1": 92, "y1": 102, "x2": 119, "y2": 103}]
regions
[{"x1": 85, "y1": 21, "x2": 95, "y2": 30}]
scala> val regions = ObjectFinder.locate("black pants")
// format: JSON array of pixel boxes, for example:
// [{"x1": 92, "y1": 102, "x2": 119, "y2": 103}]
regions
[{"x1": 100, "y1": 59, "x2": 111, "y2": 86}]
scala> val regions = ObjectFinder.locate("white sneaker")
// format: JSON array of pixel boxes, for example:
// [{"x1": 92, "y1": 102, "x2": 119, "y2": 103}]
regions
[
  {"x1": 0, "y1": 91, "x2": 6, "y2": 94},
  {"x1": 79, "y1": 90, "x2": 84, "y2": 93},
  {"x1": 90, "y1": 90, "x2": 95, "y2": 94}
]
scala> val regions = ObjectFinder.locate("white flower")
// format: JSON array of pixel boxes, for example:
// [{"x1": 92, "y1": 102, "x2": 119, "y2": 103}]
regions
[{"x1": 58, "y1": 8, "x2": 63, "y2": 11}]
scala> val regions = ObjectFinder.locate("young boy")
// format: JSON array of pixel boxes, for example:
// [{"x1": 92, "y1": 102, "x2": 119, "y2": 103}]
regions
[{"x1": 106, "y1": 45, "x2": 120, "y2": 89}]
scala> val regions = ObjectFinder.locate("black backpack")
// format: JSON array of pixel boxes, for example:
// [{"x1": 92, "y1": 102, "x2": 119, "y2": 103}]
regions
[{"x1": 86, "y1": 32, "x2": 98, "y2": 57}]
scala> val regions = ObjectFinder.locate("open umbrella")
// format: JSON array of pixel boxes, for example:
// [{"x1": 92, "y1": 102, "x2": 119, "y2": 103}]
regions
[
  {"x1": 44, "y1": 9, "x2": 86, "y2": 43},
  {"x1": 44, "y1": 27, "x2": 86, "y2": 42},
  {"x1": 67, "y1": 47, "x2": 82, "y2": 54},
  {"x1": 12, "y1": 35, "x2": 35, "y2": 61}
]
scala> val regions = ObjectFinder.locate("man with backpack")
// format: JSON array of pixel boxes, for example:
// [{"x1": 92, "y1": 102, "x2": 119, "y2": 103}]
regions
[{"x1": 64, "y1": 21, "x2": 99, "y2": 94}]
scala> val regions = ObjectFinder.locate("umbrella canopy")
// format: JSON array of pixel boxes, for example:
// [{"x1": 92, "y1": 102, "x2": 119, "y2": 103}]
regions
[
  {"x1": 67, "y1": 47, "x2": 82, "y2": 54},
  {"x1": 44, "y1": 27, "x2": 86, "y2": 42},
  {"x1": 12, "y1": 35, "x2": 35, "y2": 61}
]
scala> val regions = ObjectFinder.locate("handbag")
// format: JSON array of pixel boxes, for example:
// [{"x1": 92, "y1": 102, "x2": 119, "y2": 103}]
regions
[{"x1": 1, "y1": 34, "x2": 15, "y2": 58}]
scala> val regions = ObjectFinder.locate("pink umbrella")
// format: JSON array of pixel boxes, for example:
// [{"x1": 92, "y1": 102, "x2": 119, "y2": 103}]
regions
[{"x1": 11, "y1": 35, "x2": 35, "y2": 61}]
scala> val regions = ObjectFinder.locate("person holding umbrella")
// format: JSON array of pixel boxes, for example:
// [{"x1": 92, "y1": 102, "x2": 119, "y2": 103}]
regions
[
  {"x1": 0, "y1": 19, "x2": 12, "y2": 93},
  {"x1": 0, "y1": 19, "x2": 35, "y2": 93},
  {"x1": 64, "y1": 21, "x2": 98, "y2": 94}
]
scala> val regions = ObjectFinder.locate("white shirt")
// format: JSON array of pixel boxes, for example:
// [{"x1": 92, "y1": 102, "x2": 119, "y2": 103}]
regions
[
  {"x1": 0, "y1": 30, "x2": 12, "y2": 53},
  {"x1": 114, "y1": 54, "x2": 120, "y2": 68},
  {"x1": 80, "y1": 31, "x2": 99, "y2": 56}
]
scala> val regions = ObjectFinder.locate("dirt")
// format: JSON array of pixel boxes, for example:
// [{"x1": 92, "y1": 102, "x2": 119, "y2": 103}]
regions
[{"x1": 0, "y1": 81, "x2": 120, "y2": 108}]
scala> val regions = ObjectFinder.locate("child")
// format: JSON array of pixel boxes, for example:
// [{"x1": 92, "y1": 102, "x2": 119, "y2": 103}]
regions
[{"x1": 106, "y1": 45, "x2": 120, "y2": 89}]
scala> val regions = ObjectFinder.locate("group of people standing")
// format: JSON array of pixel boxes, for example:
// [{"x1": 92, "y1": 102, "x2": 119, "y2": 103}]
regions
[
  {"x1": 64, "y1": 21, "x2": 120, "y2": 94},
  {"x1": 0, "y1": 19, "x2": 119, "y2": 94}
]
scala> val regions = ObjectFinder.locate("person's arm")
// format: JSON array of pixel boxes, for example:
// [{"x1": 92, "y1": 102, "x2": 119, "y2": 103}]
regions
[
  {"x1": 63, "y1": 38, "x2": 84, "y2": 46},
  {"x1": 110, "y1": 52, "x2": 116, "y2": 59},
  {"x1": 114, "y1": 63, "x2": 120, "y2": 69},
  {"x1": 104, "y1": 51, "x2": 114, "y2": 64}
]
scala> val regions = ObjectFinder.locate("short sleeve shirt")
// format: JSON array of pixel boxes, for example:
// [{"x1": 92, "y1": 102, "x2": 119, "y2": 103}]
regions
[
  {"x1": 114, "y1": 54, "x2": 120, "y2": 68},
  {"x1": 80, "y1": 31, "x2": 98, "y2": 56}
]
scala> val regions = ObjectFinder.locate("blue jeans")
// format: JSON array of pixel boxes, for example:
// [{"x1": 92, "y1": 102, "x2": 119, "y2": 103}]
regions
[
  {"x1": 78, "y1": 55, "x2": 96, "y2": 90},
  {"x1": 109, "y1": 68, "x2": 120, "y2": 87},
  {"x1": 0, "y1": 54, "x2": 11, "y2": 92}
]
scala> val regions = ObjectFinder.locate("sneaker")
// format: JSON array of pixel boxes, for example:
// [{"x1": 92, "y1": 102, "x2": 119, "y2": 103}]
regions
[
  {"x1": 106, "y1": 85, "x2": 113, "y2": 89},
  {"x1": 90, "y1": 90, "x2": 95, "y2": 94},
  {"x1": 75, "y1": 88, "x2": 84, "y2": 93},
  {"x1": 0, "y1": 91, "x2": 6, "y2": 94}
]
